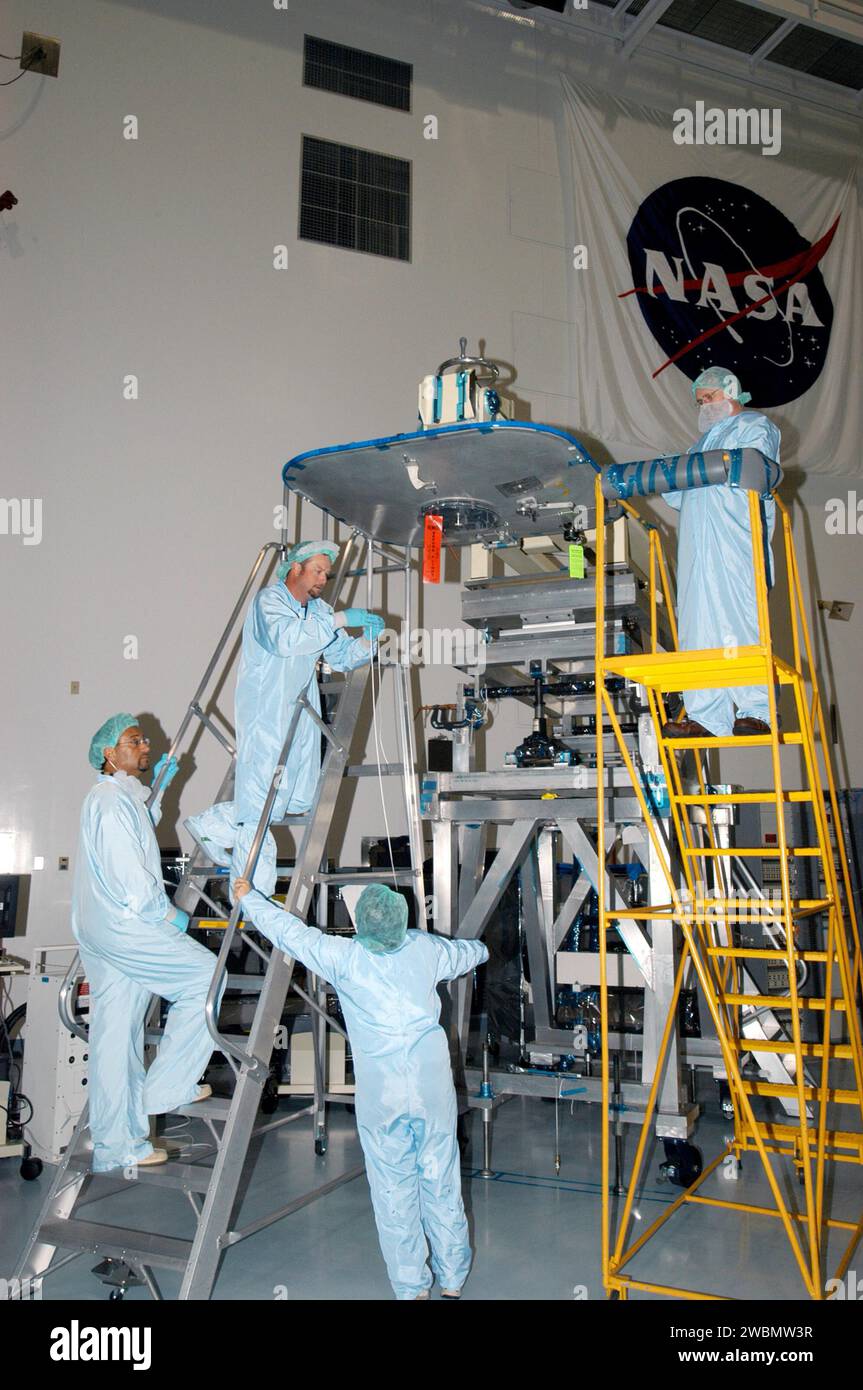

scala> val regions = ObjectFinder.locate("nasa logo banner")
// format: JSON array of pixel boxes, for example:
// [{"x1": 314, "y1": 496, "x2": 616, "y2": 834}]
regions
[
  {"x1": 559, "y1": 77, "x2": 863, "y2": 476},
  {"x1": 624, "y1": 176, "x2": 835, "y2": 409}
]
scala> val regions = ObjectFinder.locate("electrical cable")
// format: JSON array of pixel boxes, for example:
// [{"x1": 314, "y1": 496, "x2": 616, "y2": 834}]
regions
[
  {"x1": 6, "y1": 1092, "x2": 33, "y2": 1126},
  {"x1": 0, "y1": 49, "x2": 41, "y2": 85}
]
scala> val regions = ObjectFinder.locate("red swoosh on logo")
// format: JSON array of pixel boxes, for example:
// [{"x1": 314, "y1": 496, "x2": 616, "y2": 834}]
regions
[{"x1": 618, "y1": 216, "x2": 839, "y2": 377}]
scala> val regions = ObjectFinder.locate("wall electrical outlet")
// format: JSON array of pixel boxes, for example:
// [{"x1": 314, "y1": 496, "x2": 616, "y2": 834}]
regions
[
  {"x1": 828, "y1": 601, "x2": 854, "y2": 622},
  {"x1": 819, "y1": 599, "x2": 854, "y2": 622},
  {"x1": 21, "y1": 31, "x2": 61, "y2": 78}
]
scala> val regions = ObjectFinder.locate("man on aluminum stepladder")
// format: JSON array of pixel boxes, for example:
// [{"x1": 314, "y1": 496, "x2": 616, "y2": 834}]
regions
[
  {"x1": 71, "y1": 714, "x2": 221, "y2": 1171},
  {"x1": 233, "y1": 878, "x2": 489, "y2": 1300},
  {"x1": 660, "y1": 366, "x2": 781, "y2": 740},
  {"x1": 185, "y1": 541, "x2": 384, "y2": 897}
]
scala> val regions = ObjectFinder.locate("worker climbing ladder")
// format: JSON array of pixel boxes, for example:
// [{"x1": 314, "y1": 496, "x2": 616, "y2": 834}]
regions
[
  {"x1": 14, "y1": 529, "x2": 426, "y2": 1300},
  {"x1": 593, "y1": 455, "x2": 863, "y2": 1300}
]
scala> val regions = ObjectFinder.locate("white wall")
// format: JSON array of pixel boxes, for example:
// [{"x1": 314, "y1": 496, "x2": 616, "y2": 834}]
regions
[{"x1": 2, "y1": 0, "x2": 861, "y2": 985}]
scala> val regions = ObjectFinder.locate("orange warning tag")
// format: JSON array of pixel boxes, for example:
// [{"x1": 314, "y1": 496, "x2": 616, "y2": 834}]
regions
[{"x1": 423, "y1": 513, "x2": 443, "y2": 584}]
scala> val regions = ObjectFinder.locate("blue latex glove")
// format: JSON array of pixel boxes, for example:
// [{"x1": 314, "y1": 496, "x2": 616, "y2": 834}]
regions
[
  {"x1": 168, "y1": 905, "x2": 190, "y2": 932},
  {"x1": 152, "y1": 753, "x2": 179, "y2": 792},
  {"x1": 339, "y1": 608, "x2": 384, "y2": 640}
]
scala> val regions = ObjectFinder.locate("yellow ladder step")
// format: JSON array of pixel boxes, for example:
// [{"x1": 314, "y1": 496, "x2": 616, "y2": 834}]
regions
[
  {"x1": 686, "y1": 915, "x2": 828, "y2": 925},
  {"x1": 666, "y1": 900, "x2": 833, "y2": 921},
  {"x1": 676, "y1": 791, "x2": 813, "y2": 805},
  {"x1": 741, "y1": 1081, "x2": 860, "y2": 1104},
  {"x1": 603, "y1": 646, "x2": 793, "y2": 691},
  {"x1": 742, "y1": 1123, "x2": 863, "y2": 1157},
  {"x1": 790, "y1": 900, "x2": 835, "y2": 919},
  {"x1": 681, "y1": 846, "x2": 822, "y2": 857},
  {"x1": 732, "y1": 1039, "x2": 854, "y2": 1059},
  {"x1": 664, "y1": 733, "x2": 804, "y2": 749},
  {"x1": 723, "y1": 993, "x2": 846, "y2": 1012},
  {"x1": 708, "y1": 947, "x2": 835, "y2": 962},
  {"x1": 634, "y1": 899, "x2": 832, "y2": 915}
]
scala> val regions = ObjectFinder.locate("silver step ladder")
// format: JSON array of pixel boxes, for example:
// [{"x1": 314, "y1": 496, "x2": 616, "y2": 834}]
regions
[
  {"x1": 167, "y1": 531, "x2": 426, "y2": 924},
  {"x1": 14, "y1": 535, "x2": 426, "y2": 1300}
]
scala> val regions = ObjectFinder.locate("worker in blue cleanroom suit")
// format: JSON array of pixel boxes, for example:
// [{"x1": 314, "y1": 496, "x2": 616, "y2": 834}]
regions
[
  {"x1": 661, "y1": 367, "x2": 781, "y2": 739},
  {"x1": 71, "y1": 714, "x2": 220, "y2": 1172},
  {"x1": 233, "y1": 878, "x2": 489, "y2": 1300},
  {"x1": 185, "y1": 541, "x2": 383, "y2": 898}
]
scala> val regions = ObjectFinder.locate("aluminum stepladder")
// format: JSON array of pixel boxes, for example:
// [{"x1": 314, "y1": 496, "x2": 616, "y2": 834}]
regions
[
  {"x1": 594, "y1": 468, "x2": 863, "y2": 1301},
  {"x1": 15, "y1": 531, "x2": 427, "y2": 1300}
]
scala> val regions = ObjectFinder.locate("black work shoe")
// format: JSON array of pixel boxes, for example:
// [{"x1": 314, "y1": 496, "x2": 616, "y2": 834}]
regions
[
  {"x1": 732, "y1": 717, "x2": 771, "y2": 736},
  {"x1": 661, "y1": 719, "x2": 716, "y2": 739}
]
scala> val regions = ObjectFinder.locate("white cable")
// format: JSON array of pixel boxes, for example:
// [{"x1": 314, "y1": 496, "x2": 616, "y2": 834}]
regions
[{"x1": 369, "y1": 646, "x2": 398, "y2": 889}]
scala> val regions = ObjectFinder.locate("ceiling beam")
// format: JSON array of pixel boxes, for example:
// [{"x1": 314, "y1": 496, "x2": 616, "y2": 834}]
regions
[
  {"x1": 750, "y1": 16, "x2": 797, "y2": 66},
  {"x1": 618, "y1": 0, "x2": 675, "y2": 58},
  {"x1": 741, "y1": 0, "x2": 863, "y2": 44},
  {"x1": 473, "y1": 1, "x2": 862, "y2": 117}
]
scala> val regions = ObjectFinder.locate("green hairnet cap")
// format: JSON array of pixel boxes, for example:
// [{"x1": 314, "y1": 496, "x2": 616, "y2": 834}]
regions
[
  {"x1": 88, "y1": 712, "x2": 137, "y2": 770},
  {"x1": 691, "y1": 366, "x2": 752, "y2": 407},
  {"x1": 354, "y1": 884, "x2": 409, "y2": 954},
  {"x1": 276, "y1": 540, "x2": 340, "y2": 582}
]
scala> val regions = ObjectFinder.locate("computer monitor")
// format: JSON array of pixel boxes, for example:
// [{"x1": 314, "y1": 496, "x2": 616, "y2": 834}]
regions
[{"x1": 0, "y1": 875, "x2": 30, "y2": 939}]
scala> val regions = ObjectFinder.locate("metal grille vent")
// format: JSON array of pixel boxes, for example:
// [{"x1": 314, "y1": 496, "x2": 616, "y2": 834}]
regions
[
  {"x1": 769, "y1": 26, "x2": 863, "y2": 90},
  {"x1": 299, "y1": 136, "x2": 411, "y2": 262},
  {"x1": 659, "y1": 0, "x2": 783, "y2": 55},
  {"x1": 303, "y1": 35, "x2": 412, "y2": 111}
]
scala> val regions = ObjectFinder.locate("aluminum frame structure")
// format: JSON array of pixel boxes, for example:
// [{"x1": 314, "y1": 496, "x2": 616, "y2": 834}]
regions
[{"x1": 430, "y1": 480, "x2": 804, "y2": 1156}]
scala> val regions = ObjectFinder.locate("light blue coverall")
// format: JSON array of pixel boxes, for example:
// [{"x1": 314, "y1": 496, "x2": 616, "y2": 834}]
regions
[
  {"x1": 663, "y1": 411, "x2": 781, "y2": 735},
  {"x1": 71, "y1": 772, "x2": 219, "y2": 1172},
  {"x1": 241, "y1": 888, "x2": 489, "y2": 1299},
  {"x1": 189, "y1": 584, "x2": 373, "y2": 896}
]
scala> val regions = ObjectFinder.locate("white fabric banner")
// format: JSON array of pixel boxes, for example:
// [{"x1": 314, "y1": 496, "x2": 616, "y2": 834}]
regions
[{"x1": 558, "y1": 77, "x2": 863, "y2": 477}]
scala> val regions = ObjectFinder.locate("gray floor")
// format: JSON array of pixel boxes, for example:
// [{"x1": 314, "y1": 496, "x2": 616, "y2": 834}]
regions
[{"x1": 3, "y1": 1085, "x2": 860, "y2": 1300}]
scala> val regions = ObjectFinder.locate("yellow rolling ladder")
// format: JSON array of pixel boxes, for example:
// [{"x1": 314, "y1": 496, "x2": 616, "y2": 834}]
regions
[{"x1": 594, "y1": 468, "x2": 863, "y2": 1300}]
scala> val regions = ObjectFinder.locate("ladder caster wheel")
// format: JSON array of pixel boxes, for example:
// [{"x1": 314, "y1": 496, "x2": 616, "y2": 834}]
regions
[
  {"x1": 20, "y1": 1157, "x2": 42, "y2": 1181},
  {"x1": 109, "y1": 1288, "x2": 126, "y2": 1302},
  {"x1": 260, "y1": 1074, "x2": 279, "y2": 1114},
  {"x1": 314, "y1": 1137, "x2": 328, "y2": 1157},
  {"x1": 659, "y1": 1138, "x2": 702, "y2": 1188}
]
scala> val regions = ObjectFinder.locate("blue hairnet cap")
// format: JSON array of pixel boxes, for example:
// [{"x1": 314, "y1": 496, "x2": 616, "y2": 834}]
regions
[
  {"x1": 88, "y1": 712, "x2": 137, "y2": 769},
  {"x1": 276, "y1": 539, "x2": 340, "y2": 582},
  {"x1": 354, "y1": 884, "x2": 408, "y2": 954},
  {"x1": 691, "y1": 366, "x2": 751, "y2": 406}
]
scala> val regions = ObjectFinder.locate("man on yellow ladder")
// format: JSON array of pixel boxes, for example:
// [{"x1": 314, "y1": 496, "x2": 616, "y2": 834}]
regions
[{"x1": 660, "y1": 366, "x2": 781, "y2": 740}]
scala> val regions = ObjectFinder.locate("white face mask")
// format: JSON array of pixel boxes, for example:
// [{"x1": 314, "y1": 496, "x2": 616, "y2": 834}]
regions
[{"x1": 697, "y1": 399, "x2": 734, "y2": 433}]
